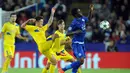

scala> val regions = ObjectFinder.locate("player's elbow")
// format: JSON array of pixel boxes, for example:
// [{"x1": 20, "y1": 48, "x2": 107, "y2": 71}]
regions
[{"x1": 21, "y1": 24, "x2": 25, "y2": 28}]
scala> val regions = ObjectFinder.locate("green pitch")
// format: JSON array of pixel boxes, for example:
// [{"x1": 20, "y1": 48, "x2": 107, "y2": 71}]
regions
[{"x1": 0, "y1": 68, "x2": 130, "y2": 73}]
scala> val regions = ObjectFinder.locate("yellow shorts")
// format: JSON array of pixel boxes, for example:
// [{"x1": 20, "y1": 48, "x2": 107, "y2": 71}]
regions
[
  {"x1": 4, "y1": 44, "x2": 15, "y2": 58},
  {"x1": 57, "y1": 50, "x2": 73, "y2": 61},
  {"x1": 38, "y1": 40, "x2": 56, "y2": 60}
]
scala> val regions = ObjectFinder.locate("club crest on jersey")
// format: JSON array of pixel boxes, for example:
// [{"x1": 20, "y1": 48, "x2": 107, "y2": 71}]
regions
[{"x1": 34, "y1": 29, "x2": 39, "y2": 32}]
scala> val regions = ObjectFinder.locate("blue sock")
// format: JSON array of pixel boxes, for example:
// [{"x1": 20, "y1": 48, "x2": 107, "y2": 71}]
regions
[
  {"x1": 62, "y1": 61, "x2": 81, "y2": 71},
  {"x1": 72, "y1": 67, "x2": 79, "y2": 73}
]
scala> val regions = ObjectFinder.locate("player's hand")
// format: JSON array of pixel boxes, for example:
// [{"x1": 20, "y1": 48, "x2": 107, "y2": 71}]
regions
[
  {"x1": 23, "y1": 37, "x2": 29, "y2": 42},
  {"x1": 29, "y1": 18, "x2": 36, "y2": 23},
  {"x1": 65, "y1": 36, "x2": 72, "y2": 44},
  {"x1": 51, "y1": 7, "x2": 56, "y2": 14},
  {"x1": 89, "y1": 4, "x2": 94, "y2": 11}
]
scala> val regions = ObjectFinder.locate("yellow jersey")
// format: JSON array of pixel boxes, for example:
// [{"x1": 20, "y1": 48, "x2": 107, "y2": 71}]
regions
[
  {"x1": 25, "y1": 24, "x2": 48, "y2": 46},
  {"x1": 51, "y1": 30, "x2": 66, "y2": 53},
  {"x1": 1, "y1": 22, "x2": 20, "y2": 45}
]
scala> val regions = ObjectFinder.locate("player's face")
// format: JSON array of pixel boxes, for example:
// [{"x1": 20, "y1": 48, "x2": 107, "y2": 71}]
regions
[
  {"x1": 58, "y1": 21, "x2": 65, "y2": 30},
  {"x1": 10, "y1": 15, "x2": 17, "y2": 22},
  {"x1": 38, "y1": 19, "x2": 44, "y2": 26}
]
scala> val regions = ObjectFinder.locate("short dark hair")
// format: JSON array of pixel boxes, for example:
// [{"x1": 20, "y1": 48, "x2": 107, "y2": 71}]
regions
[
  {"x1": 10, "y1": 13, "x2": 17, "y2": 17},
  {"x1": 35, "y1": 16, "x2": 43, "y2": 21},
  {"x1": 57, "y1": 19, "x2": 64, "y2": 25},
  {"x1": 71, "y1": 8, "x2": 79, "y2": 17}
]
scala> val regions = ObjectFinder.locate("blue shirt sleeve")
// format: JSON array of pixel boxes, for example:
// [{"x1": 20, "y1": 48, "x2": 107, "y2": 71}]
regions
[
  {"x1": 83, "y1": 16, "x2": 89, "y2": 23},
  {"x1": 68, "y1": 20, "x2": 76, "y2": 32}
]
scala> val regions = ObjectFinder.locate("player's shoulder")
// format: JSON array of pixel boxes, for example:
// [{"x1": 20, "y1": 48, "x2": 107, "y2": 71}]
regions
[
  {"x1": 82, "y1": 16, "x2": 88, "y2": 22},
  {"x1": 15, "y1": 23, "x2": 20, "y2": 27},
  {"x1": 55, "y1": 30, "x2": 60, "y2": 34},
  {"x1": 71, "y1": 19, "x2": 77, "y2": 25},
  {"x1": 26, "y1": 25, "x2": 36, "y2": 28},
  {"x1": 4, "y1": 22, "x2": 10, "y2": 25}
]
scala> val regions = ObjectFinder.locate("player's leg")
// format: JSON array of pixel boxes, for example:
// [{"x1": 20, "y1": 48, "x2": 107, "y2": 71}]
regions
[
  {"x1": 1, "y1": 45, "x2": 15, "y2": 73},
  {"x1": 59, "y1": 50, "x2": 82, "y2": 73},
  {"x1": 61, "y1": 43, "x2": 85, "y2": 73},
  {"x1": 42, "y1": 61, "x2": 51, "y2": 73},
  {"x1": 71, "y1": 44, "x2": 85, "y2": 73},
  {"x1": 41, "y1": 34, "x2": 60, "y2": 73}
]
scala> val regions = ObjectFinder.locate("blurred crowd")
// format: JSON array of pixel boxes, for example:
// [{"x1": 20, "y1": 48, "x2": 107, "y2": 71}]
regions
[{"x1": 1, "y1": 0, "x2": 130, "y2": 51}]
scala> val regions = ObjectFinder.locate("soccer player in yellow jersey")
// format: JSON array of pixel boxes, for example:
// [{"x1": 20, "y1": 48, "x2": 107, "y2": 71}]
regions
[
  {"x1": 42, "y1": 20, "x2": 81, "y2": 73},
  {"x1": 21, "y1": 7, "x2": 59, "y2": 73},
  {"x1": 0, "y1": 13, "x2": 28, "y2": 73}
]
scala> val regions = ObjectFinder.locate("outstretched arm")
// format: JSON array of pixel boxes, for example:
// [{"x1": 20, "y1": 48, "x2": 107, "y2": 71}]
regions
[
  {"x1": 21, "y1": 19, "x2": 35, "y2": 28},
  {"x1": 16, "y1": 34, "x2": 28, "y2": 41},
  {"x1": 66, "y1": 30, "x2": 82, "y2": 36}
]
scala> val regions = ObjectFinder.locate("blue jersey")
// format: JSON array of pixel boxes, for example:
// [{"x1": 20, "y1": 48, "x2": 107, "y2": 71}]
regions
[{"x1": 68, "y1": 16, "x2": 88, "y2": 44}]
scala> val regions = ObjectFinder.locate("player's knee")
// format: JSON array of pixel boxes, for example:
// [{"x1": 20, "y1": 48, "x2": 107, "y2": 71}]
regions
[
  {"x1": 79, "y1": 58, "x2": 84, "y2": 65},
  {"x1": 68, "y1": 59, "x2": 75, "y2": 62},
  {"x1": 46, "y1": 62, "x2": 51, "y2": 70},
  {"x1": 51, "y1": 59, "x2": 57, "y2": 65},
  {"x1": 7, "y1": 55, "x2": 13, "y2": 60},
  {"x1": 50, "y1": 55, "x2": 57, "y2": 65}
]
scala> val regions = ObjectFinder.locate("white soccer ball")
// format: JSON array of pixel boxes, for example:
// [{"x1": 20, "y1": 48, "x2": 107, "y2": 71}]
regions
[{"x1": 99, "y1": 20, "x2": 110, "y2": 30}]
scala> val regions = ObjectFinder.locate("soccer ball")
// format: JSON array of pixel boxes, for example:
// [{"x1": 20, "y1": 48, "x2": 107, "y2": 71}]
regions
[{"x1": 99, "y1": 20, "x2": 110, "y2": 30}]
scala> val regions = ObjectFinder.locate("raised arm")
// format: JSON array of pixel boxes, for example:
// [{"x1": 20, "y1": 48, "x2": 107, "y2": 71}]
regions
[
  {"x1": 46, "y1": 6, "x2": 57, "y2": 27},
  {"x1": 88, "y1": 4, "x2": 94, "y2": 20}
]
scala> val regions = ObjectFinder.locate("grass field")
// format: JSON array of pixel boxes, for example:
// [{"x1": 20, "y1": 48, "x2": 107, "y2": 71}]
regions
[{"x1": 0, "y1": 68, "x2": 130, "y2": 73}]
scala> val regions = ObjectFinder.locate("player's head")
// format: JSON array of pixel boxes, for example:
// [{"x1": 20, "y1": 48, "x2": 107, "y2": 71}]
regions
[
  {"x1": 57, "y1": 19, "x2": 65, "y2": 30},
  {"x1": 10, "y1": 13, "x2": 17, "y2": 22},
  {"x1": 35, "y1": 16, "x2": 43, "y2": 26},
  {"x1": 71, "y1": 8, "x2": 83, "y2": 18}
]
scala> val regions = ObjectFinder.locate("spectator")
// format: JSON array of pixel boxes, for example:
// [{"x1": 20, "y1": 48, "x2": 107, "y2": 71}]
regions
[
  {"x1": 85, "y1": 25, "x2": 93, "y2": 42},
  {"x1": 98, "y1": 4, "x2": 110, "y2": 20},
  {"x1": 107, "y1": 40, "x2": 118, "y2": 52},
  {"x1": 55, "y1": 0, "x2": 67, "y2": 21},
  {"x1": 126, "y1": 16, "x2": 130, "y2": 32},
  {"x1": 17, "y1": 11, "x2": 28, "y2": 25}
]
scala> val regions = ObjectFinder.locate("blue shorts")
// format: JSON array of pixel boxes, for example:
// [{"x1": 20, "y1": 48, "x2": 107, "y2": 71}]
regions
[{"x1": 72, "y1": 43, "x2": 86, "y2": 59}]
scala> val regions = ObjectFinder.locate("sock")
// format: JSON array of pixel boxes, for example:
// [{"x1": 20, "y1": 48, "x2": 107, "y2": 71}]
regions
[
  {"x1": 42, "y1": 68, "x2": 48, "y2": 73},
  {"x1": 49, "y1": 64, "x2": 56, "y2": 73},
  {"x1": 62, "y1": 61, "x2": 81, "y2": 71},
  {"x1": 72, "y1": 65, "x2": 81, "y2": 73},
  {"x1": 77, "y1": 68, "x2": 81, "y2": 73},
  {"x1": 2, "y1": 58, "x2": 11, "y2": 73}
]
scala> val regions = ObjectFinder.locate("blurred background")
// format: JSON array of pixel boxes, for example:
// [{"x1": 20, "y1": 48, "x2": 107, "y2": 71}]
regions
[{"x1": 0, "y1": 0, "x2": 130, "y2": 71}]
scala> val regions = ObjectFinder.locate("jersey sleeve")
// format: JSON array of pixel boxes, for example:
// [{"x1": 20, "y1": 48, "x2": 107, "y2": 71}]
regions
[
  {"x1": 16, "y1": 25, "x2": 20, "y2": 35},
  {"x1": 25, "y1": 25, "x2": 35, "y2": 31},
  {"x1": 1, "y1": 23, "x2": 6, "y2": 33},
  {"x1": 67, "y1": 20, "x2": 76, "y2": 32},
  {"x1": 42, "y1": 24, "x2": 48, "y2": 31},
  {"x1": 84, "y1": 16, "x2": 89, "y2": 23}
]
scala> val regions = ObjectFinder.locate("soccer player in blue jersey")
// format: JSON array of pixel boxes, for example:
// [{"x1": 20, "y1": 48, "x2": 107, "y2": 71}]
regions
[{"x1": 58, "y1": 4, "x2": 94, "y2": 73}]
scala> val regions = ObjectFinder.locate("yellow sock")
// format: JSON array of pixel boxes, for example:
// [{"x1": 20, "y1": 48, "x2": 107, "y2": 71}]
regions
[
  {"x1": 77, "y1": 68, "x2": 82, "y2": 73},
  {"x1": 1, "y1": 58, "x2": 11, "y2": 73},
  {"x1": 49, "y1": 64, "x2": 56, "y2": 73},
  {"x1": 42, "y1": 68, "x2": 48, "y2": 73}
]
